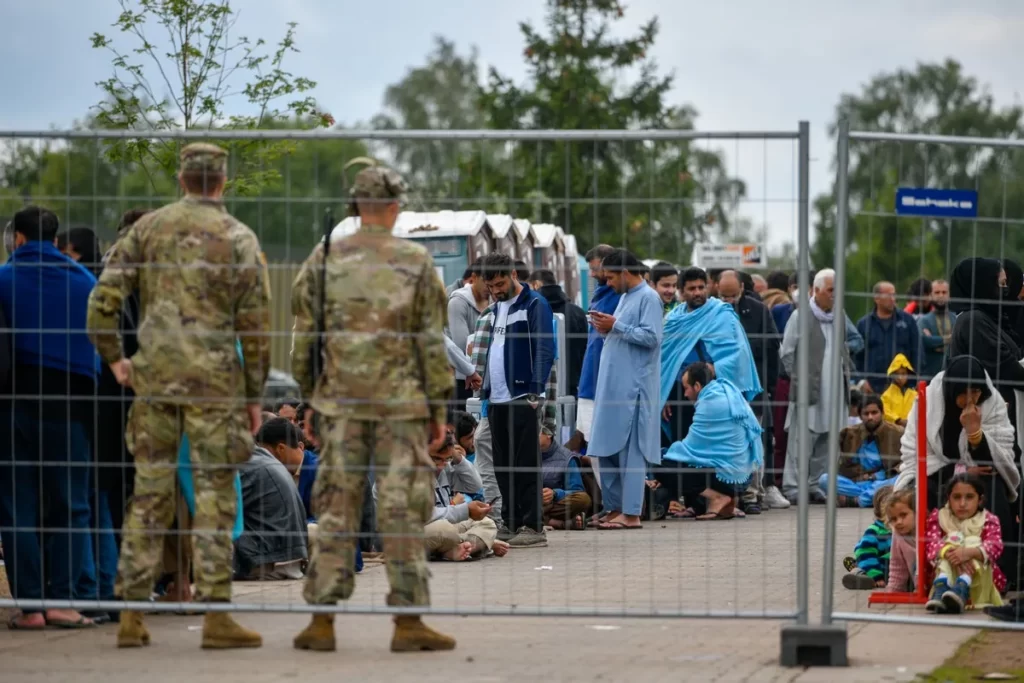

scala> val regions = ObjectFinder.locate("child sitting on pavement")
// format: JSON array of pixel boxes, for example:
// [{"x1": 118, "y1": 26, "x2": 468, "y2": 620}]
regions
[
  {"x1": 842, "y1": 485, "x2": 894, "y2": 590},
  {"x1": 926, "y1": 474, "x2": 1004, "y2": 614},
  {"x1": 885, "y1": 487, "x2": 918, "y2": 593}
]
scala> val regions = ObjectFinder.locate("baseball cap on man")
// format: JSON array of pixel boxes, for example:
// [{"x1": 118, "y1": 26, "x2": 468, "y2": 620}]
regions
[
  {"x1": 180, "y1": 143, "x2": 228, "y2": 174},
  {"x1": 350, "y1": 166, "x2": 408, "y2": 205}
]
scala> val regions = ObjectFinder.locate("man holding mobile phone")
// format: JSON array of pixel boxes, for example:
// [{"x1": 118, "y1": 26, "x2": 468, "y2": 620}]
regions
[{"x1": 423, "y1": 436, "x2": 508, "y2": 561}]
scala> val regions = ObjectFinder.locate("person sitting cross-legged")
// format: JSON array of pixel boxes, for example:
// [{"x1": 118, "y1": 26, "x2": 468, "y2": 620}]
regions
[
  {"x1": 819, "y1": 395, "x2": 902, "y2": 508},
  {"x1": 424, "y1": 435, "x2": 508, "y2": 561},
  {"x1": 539, "y1": 426, "x2": 592, "y2": 530}
]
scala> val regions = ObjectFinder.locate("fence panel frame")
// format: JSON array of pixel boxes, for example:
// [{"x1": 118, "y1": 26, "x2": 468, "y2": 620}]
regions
[
  {"x1": 0, "y1": 124, "x2": 813, "y2": 626},
  {"x1": 825, "y1": 122, "x2": 1024, "y2": 632}
]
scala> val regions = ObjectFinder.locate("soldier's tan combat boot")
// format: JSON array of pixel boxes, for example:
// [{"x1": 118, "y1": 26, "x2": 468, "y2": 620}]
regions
[
  {"x1": 117, "y1": 610, "x2": 151, "y2": 648},
  {"x1": 293, "y1": 614, "x2": 336, "y2": 651},
  {"x1": 390, "y1": 616, "x2": 456, "y2": 652},
  {"x1": 200, "y1": 612, "x2": 262, "y2": 649}
]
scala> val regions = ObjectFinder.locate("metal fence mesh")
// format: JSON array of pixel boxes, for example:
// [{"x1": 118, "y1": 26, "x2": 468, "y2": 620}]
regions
[
  {"x1": 0, "y1": 126, "x2": 820, "y2": 623},
  {"x1": 825, "y1": 123, "x2": 1024, "y2": 631}
]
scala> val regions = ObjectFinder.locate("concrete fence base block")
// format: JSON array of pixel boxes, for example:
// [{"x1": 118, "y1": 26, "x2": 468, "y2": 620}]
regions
[{"x1": 779, "y1": 622, "x2": 848, "y2": 667}]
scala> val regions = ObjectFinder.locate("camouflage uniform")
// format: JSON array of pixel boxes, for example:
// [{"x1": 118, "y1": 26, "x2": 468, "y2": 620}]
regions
[
  {"x1": 291, "y1": 167, "x2": 451, "y2": 608},
  {"x1": 87, "y1": 143, "x2": 271, "y2": 603}
]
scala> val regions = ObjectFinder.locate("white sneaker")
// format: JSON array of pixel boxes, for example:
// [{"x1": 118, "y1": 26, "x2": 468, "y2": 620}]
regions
[{"x1": 764, "y1": 486, "x2": 791, "y2": 509}]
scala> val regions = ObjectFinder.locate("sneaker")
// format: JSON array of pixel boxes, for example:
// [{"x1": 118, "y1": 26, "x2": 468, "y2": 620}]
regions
[
  {"x1": 842, "y1": 555, "x2": 857, "y2": 572},
  {"x1": 507, "y1": 526, "x2": 548, "y2": 548},
  {"x1": 942, "y1": 579, "x2": 970, "y2": 614},
  {"x1": 496, "y1": 524, "x2": 515, "y2": 542},
  {"x1": 742, "y1": 500, "x2": 762, "y2": 515},
  {"x1": 764, "y1": 487, "x2": 791, "y2": 509},
  {"x1": 926, "y1": 579, "x2": 950, "y2": 613}
]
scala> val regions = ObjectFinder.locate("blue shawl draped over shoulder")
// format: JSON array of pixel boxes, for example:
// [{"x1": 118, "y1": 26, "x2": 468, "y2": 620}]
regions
[
  {"x1": 658, "y1": 298, "x2": 761, "y2": 409},
  {"x1": 663, "y1": 378, "x2": 764, "y2": 484}
]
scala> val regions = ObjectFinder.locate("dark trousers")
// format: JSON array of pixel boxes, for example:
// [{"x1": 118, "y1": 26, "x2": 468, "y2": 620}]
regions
[
  {"x1": 488, "y1": 400, "x2": 541, "y2": 532},
  {"x1": 75, "y1": 488, "x2": 119, "y2": 601},
  {"x1": 0, "y1": 408, "x2": 92, "y2": 611},
  {"x1": 771, "y1": 377, "x2": 791, "y2": 488},
  {"x1": 678, "y1": 465, "x2": 749, "y2": 515},
  {"x1": 449, "y1": 381, "x2": 473, "y2": 423}
]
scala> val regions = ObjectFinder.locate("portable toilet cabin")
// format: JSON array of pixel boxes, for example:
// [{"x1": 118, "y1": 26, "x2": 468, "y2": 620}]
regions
[
  {"x1": 512, "y1": 218, "x2": 536, "y2": 266},
  {"x1": 393, "y1": 210, "x2": 494, "y2": 289},
  {"x1": 561, "y1": 233, "x2": 581, "y2": 306},
  {"x1": 486, "y1": 214, "x2": 519, "y2": 259},
  {"x1": 531, "y1": 223, "x2": 564, "y2": 285}
]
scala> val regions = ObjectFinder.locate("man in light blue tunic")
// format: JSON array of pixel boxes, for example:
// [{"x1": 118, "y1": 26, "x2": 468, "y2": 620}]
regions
[{"x1": 587, "y1": 249, "x2": 663, "y2": 530}]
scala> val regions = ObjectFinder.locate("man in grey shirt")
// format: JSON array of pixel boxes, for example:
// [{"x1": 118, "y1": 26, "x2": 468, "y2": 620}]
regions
[
  {"x1": 234, "y1": 420, "x2": 309, "y2": 580},
  {"x1": 447, "y1": 259, "x2": 489, "y2": 412}
]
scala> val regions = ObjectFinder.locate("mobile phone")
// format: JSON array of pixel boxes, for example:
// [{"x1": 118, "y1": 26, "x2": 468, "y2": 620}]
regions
[{"x1": 487, "y1": 496, "x2": 499, "y2": 505}]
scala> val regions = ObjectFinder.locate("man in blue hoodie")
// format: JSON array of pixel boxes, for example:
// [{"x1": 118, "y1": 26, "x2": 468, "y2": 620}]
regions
[
  {"x1": 0, "y1": 206, "x2": 99, "y2": 629},
  {"x1": 476, "y1": 252, "x2": 554, "y2": 549},
  {"x1": 577, "y1": 244, "x2": 620, "y2": 445}
]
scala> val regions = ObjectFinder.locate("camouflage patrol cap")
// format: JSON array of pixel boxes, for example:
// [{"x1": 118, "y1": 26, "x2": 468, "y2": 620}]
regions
[
  {"x1": 180, "y1": 143, "x2": 228, "y2": 174},
  {"x1": 350, "y1": 166, "x2": 408, "y2": 205}
]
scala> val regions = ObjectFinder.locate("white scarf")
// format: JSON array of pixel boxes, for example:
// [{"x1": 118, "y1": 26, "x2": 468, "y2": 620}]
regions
[
  {"x1": 894, "y1": 369, "x2": 1020, "y2": 501},
  {"x1": 808, "y1": 295, "x2": 834, "y2": 324}
]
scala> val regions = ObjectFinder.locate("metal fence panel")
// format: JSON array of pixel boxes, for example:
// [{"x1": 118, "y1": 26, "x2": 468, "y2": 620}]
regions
[
  {"x1": 0, "y1": 126, "x2": 813, "y2": 625},
  {"x1": 825, "y1": 123, "x2": 1024, "y2": 632}
]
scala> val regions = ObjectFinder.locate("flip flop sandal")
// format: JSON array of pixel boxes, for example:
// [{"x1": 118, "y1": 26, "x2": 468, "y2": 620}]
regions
[
  {"x1": 598, "y1": 522, "x2": 644, "y2": 530},
  {"x1": 696, "y1": 511, "x2": 735, "y2": 521},
  {"x1": 8, "y1": 614, "x2": 46, "y2": 631},
  {"x1": 668, "y1": 508, "x2": 697, "y2": 519},
  {"x1": 45, "y1": 615, "x2": 96, "y2": 629},
  {"x1": 587, "y1": 515, "x2": 610, "y2": 528}
]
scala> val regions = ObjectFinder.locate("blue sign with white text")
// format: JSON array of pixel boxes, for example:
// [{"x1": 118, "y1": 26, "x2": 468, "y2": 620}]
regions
[{"x1": 895, "y1": 187, "x2": 978, "y2": 219}]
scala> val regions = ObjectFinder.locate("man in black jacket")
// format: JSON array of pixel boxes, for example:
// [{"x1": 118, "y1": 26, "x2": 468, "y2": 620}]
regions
[
  {"x1": 718, "y1": 271, "x2": 783, "y2": 513},
  {"x1": 530, "y1": 269, "x2": 587, "y2": 397}
]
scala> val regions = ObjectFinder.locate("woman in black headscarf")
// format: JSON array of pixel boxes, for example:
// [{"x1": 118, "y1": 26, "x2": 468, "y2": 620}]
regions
[
  {"x1": 948, "y1": 257, "x2": 1024, "y2": 421},
  {"x1": 897, "y1": 354, "x2": 1022, "y2": 589},
  {"x1": 1001, "y1": 259, "x2": 1024, "y2": 350}
]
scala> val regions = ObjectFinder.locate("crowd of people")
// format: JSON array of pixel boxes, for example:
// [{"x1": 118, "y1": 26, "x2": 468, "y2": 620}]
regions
[{"x1": 2, "y1": 148, "x2": 1023, "y2": 652}]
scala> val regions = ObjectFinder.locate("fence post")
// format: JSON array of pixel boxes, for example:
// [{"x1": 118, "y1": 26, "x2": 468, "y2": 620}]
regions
[
  {"x1": 820, "y1": 119, "x2": 851, "y2": 626},
  {"x1": 780, "y1": 119, "x2": 849, "y2": 667}
]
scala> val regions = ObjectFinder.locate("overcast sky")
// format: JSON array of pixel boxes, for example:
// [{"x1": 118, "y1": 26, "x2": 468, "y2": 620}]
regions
[{"x1": 2, "y1": 0, "x2": 1022, "y2": 250}]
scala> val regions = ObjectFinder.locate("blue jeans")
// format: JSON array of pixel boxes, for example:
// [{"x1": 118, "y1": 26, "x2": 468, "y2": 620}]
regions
[
  {"x1": 75, "y1": 488, "x2": 118, "y2": 601},
  {"x1": 818, "y1": 473, "x2": 898, "y2": 508},
  {"x1": 0, "y1": 410, "x2": 92, "y2": 612}
]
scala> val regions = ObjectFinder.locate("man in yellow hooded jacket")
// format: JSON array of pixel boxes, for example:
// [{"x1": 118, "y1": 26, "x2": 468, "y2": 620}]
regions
[{"x1": 880, "y1": 353, "x2": 916, "y2": 426}]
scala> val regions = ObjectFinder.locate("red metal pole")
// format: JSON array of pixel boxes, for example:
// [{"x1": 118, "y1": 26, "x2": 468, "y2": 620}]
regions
[{"x1": 914, "y1": 380, "x2": 929, "y2": 598}]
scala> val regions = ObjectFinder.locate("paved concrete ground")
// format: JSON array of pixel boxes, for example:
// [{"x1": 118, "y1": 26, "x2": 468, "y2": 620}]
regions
[{"x1": 1, "y1": 507, "x2": 980, "y2": 682}]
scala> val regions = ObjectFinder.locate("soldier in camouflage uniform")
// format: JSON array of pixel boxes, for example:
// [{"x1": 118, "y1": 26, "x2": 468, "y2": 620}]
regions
[
  {"x1": 87, "y1": 143, "x2": 270, "y2": 650},
  {"x1": 291, "y1": 165, "x2": 456, "y2": 653}
]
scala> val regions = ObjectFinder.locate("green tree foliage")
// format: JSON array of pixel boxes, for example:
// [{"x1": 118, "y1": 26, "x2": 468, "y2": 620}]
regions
[
  {"x1": 365, "y1": 0, "x2": 742, "y2": 262},
  {"x1": 475, "y1": 0, "x2": 744, "y2": 261},
  {"x1": 814, "y1": 59, "x2": 1024, "y2": 316},
  {"x1": 89, "y1": 0, "x2": 334, "y2": 196},
  {"x1": 371, "y1": 37, "x2": 490, "y2": 206}
]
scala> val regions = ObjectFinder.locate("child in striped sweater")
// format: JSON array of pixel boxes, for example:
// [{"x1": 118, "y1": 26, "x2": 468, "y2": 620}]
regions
[{"x1": 842, "y1": 485, "x2": 894, "y2": 590}]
